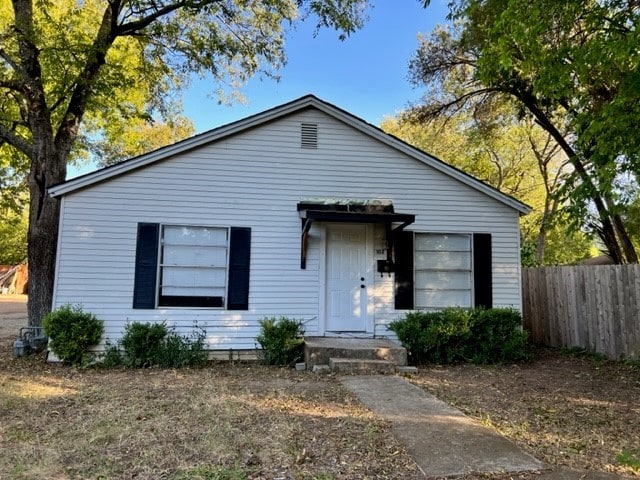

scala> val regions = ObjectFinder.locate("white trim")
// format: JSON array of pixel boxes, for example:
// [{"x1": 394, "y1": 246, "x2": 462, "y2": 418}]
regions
[
  {"x1": 365, "y1": 224, "x2": 375, "y2": 335},
  {"x1": 48, "y1": 96, "x2": 531, "y2": 216},
  {"x1": 318, "y1": 225, "x2": 327, "y2": 336},
  {"x1": 50, "y1": 196, "x2": 66, "y2": 309}
]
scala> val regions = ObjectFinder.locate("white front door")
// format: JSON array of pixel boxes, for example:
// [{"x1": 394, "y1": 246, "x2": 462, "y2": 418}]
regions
[{"x1": 325, "y1": 224, "x2": 370, "y2": 332}]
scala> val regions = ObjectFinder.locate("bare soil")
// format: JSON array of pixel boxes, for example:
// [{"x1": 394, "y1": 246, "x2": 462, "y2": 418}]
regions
[{"x1": 1, "y1": 299, "x2": 639, "y2": 479}]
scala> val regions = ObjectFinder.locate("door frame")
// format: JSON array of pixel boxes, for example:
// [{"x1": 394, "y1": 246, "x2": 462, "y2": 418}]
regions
[{"x1": 318, "y1": 223, "x2": 375, "y2": 336}]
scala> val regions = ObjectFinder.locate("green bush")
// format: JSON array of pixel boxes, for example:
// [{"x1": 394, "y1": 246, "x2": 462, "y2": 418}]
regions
[
  {"x1": 108, "y1": 322, "x2": 208, "y2": 368},
  {"x1": 159, "y1": 327, "x2": 208, "y2": 368},
  {"x1": 465, "y1": 308, "x2": 530, "y2": 364},
  {"x1": 388, "y1": 307, "x2": 529, "y2": 365},
  {"x1": 42, "y1": 304, "x2": 104, "y2": 366},
  {"x1": 255, "y1": 317, "x2": 305, "y2": 366},
  {"x1": 120, "y1": 321, "x2": 168, "y2": 368}
]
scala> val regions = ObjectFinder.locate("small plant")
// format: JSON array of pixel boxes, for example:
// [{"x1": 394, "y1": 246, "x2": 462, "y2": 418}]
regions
[
  {"x1": 255, "y1": 316, "x2": 305, "y2": 366},
  {"x1": 106, "y1": 321, "x2": 208, "y2": 368},
  {"x1": 174, "y1": 465, "x2": 248, "y2": 480},
  {"x1": 618, "y1": 451, "x2": 640, "y2": 471},
  {"x1": 101, "y1": 340, "x2": 124, "y2": 368},
  {"x1": 42, "y1": 304, "x2": 104, "y2": 366}
]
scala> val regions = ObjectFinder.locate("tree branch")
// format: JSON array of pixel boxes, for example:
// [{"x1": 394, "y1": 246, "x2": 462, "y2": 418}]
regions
[
  {"x1": 115, "y1": 0, "x2": 220, "y2": 37},
  {"x1": 0, "y1": 122, "x2": 33, "y2": 157}
]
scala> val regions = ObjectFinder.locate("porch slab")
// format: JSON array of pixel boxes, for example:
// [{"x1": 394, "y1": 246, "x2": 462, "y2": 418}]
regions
[{"x1": 304, "y1": 337, "x2": 407, "y2": 370}]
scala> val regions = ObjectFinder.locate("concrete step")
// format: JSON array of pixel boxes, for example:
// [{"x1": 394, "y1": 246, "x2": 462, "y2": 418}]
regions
[
  {"x1": 329, "y1": 357, "x2": 396, "y2": 374},
  {"x1": 304, "y1": 337, "x2": 407, "y2": 370}
]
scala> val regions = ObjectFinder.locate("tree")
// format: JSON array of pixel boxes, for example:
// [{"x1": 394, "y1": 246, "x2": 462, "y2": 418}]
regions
[
  {"x1": 0, "y1": 0, "x2": 368, "y2": 326},
  {"x1": 413, "y1": 0, "x2": 640, "y2": 264}
]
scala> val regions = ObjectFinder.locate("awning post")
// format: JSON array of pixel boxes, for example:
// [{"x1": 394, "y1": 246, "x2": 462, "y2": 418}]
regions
[{"x1": 301, "y1": 218, "x2": 313, "y2": 269}]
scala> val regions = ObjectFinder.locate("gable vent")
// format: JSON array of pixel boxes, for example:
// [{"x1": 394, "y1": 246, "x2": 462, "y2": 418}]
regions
[{"x1": 301, "y1": 123, "x2": 318, "y2": 149}]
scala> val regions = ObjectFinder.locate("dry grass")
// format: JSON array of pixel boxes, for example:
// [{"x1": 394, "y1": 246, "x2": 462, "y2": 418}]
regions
[
  {"x1": 410, "y1": 348, "x2": 640, "y2": 478},
  {"x1": 0, "y1": 349, "x2": 421, "y2": 480},
  {"x1": 3, "y1": 347, "x2": 639, "y2": 480}
]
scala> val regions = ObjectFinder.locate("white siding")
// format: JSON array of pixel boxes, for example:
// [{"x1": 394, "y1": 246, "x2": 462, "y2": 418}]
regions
[{"x1": 53, "y1": 108, "x2": 523, "y2": 350}]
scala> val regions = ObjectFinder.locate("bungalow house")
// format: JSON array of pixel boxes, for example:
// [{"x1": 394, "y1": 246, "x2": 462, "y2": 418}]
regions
[{"x1": 48, "y1": 95, "x2": 530, "y2": 356}]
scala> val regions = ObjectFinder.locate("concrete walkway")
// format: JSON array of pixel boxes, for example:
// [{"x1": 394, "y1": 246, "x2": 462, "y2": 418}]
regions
[{"x1": 341, "y1": 375, "x2": 544, "y2": 477}]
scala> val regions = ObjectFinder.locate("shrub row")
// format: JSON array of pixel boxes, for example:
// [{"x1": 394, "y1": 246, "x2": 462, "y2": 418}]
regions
[
  {"x1": 42, "y1": 305, "x2": 304, "y2": 368},
  {"x1": 43, "y1": 304, "x2": 523, "y2": 369},
  {"x1": 388, "y1": 307, "x2": 530, "y2": 365}
]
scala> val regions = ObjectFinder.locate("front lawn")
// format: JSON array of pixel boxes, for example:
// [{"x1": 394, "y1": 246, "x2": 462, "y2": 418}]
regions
[{"x1": 1, "y1": 343, "x2": 638, "y2": 479}]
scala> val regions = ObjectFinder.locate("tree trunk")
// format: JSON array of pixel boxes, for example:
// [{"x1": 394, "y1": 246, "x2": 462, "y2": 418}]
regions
[
  {"x1": 612, "y1": 213, "x2": 638, "y2": 263},
  {"x1": 27, "y1": 146, "x2": 66, "y2": 326}
]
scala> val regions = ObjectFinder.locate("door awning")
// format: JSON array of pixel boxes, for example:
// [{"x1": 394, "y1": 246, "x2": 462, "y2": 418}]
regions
[{"x1": 297, "y1": 200, "x2": 415, "y2": 269}]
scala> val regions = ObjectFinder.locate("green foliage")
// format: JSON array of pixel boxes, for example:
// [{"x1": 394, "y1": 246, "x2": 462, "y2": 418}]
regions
[
  {"x1": 0, "y1": 205, "x2": 27, "y2": 264},
  {"x1": 617, "y1": 451, "x2": 640, "y2": 472},
  {"x1": 174, "y1": 465, "x2": 248, "y2": 480},
  {"x1": 101, "y1": 341, "x2": 124, "y2": 368},
  {"x1": 42, "y1": 304, "x2": 104, "y2": 366},
  {"x1": 466, "y1": 308, "x2": 530, "y2": 364},
  {"x1": 110, "y1": 322, "x2": 208, "y2": 368},
  {"x1": 414, "y1": 0, "x2": 640, "y2": 263},
  {"x1": 388, "y1": 308, "x2": 530, "y2": 365},
  {"x1": 255, "y1": 317, "x2": 305, "y2": 366},
  {"x1": 119, "y1": 322, "x2": 168, "y2": 368}
]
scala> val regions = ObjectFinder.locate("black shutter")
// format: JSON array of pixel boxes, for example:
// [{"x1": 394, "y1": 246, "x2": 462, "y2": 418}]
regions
[
  {"x1": 133, "y1": 223, "x2": 159, "y2": 309},
  {"x1": 227, "y1": 227, "x2": 251, "y2": 310},
  {"x1": 473, "y1": 233, "x2": 492, "y2": 308},
  {"x1": 394, "y1": 230, "x2": 414, "y2": 310}
]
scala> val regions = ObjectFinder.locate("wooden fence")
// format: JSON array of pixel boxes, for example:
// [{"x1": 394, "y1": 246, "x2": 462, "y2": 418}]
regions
[{"x1": 522, "y1": 265, "x2": 640, "y2": 359}]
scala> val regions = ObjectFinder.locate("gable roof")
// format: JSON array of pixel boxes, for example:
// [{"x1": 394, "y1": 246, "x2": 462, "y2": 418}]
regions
[{"x1": 48, "y1": 95, "x2": 531, "y2": 214}]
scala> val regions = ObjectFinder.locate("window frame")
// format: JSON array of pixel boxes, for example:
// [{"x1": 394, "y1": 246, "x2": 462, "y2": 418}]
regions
[{"x1": 157, "y1": 224, "x2": 230, "y2": 309}]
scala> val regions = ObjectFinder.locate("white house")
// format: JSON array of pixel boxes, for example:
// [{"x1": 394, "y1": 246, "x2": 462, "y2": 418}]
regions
[{"x1": 48, "y1": 95, "x2": 530, "y2": 355}]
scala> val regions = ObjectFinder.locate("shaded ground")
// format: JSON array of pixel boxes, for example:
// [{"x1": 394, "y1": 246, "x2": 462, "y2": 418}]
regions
[{"x1": 1, "y1": 298, "x2": 638, "y2": 479}]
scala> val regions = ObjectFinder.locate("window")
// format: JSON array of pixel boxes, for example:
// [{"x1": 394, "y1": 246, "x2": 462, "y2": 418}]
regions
[
  {"x1": 414, "y1": 233, "x2": 472, "y2": 310},
  {"x1": 133, "y1": 223, "x2": 251, "y2": 310},
  {"x1": 158, "y1": 225, "x2": 229, "y2": 307},
  {"x1": 394, "y1": 231, "x2": 491, "y2": 310}
]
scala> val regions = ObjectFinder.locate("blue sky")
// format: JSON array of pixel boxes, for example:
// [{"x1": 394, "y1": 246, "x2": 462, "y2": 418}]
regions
[
  {"x1": 184, "y1": 1, "x2": 450, "y2": 132},
  {"x1": 70, "y1": 1, "x2": 449, "y2": 178}
]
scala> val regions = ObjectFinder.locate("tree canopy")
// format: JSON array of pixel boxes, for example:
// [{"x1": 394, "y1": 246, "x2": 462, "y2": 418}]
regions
[
  {"x1": 411, "y1": 0, "x2": 640, "y2": 264},
  {"x1": 0, "y1": 0, "x2": 369, "y2": 325}
]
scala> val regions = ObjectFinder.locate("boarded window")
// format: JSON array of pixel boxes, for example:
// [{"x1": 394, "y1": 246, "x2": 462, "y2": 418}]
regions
[
  {"x1": 414, "y1": 233, "x2": 472, "y2": 310},
  {"x1": 159, "y1": 225, "x2": 229, "y2": 308}
]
